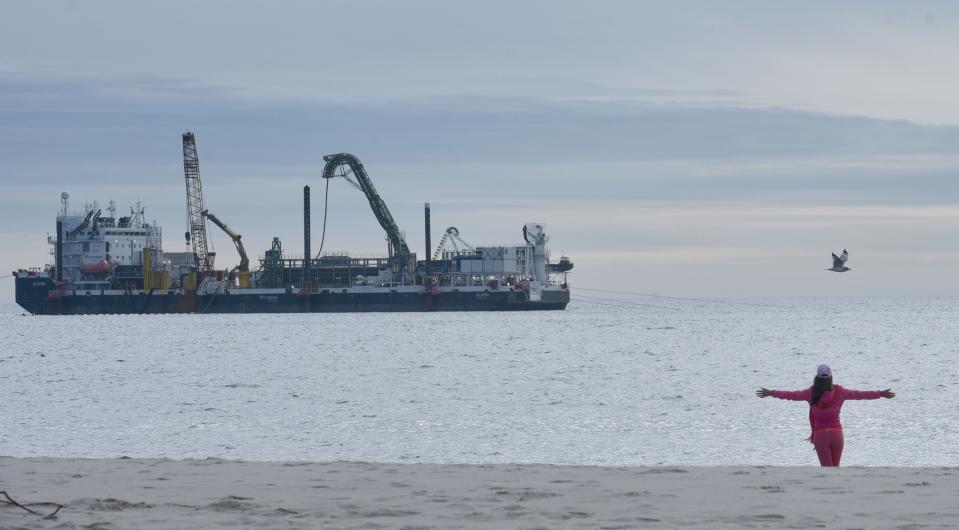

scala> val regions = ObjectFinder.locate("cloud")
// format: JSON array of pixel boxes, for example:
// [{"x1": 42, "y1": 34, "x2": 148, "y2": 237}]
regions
[
  {"x1": 4, "y1": 1, "x2": 959, "y2": 123},
  {"x1": 2, "y1": 73, "x2": 959, "y2": 299},
  {"x1": 3, "y1": 74, "x2": 958, "y2": 167}
]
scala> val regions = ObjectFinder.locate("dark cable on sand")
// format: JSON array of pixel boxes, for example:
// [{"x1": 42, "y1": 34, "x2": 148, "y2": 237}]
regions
[
  {"x1": 0, "y1": 490, "x2": 63, "y2": 519},
  {"x1": 575, "y1": 287, "x2": 795, "y2": 310}
]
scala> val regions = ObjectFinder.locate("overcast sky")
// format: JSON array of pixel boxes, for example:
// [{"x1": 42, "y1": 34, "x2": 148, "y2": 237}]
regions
[{"x1": 2, "y1": 1, "x2": 959, "y2": 299}]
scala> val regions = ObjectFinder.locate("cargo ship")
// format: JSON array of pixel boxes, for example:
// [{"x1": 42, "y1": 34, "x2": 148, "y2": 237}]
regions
[{"x1": 13, "y1": 134, "x2": 572, "y2": 314}]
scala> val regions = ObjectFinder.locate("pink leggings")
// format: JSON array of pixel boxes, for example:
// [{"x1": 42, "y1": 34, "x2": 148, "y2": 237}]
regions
[{"x1": 814, "y1": 430, "x2": 844, "y2": 467}]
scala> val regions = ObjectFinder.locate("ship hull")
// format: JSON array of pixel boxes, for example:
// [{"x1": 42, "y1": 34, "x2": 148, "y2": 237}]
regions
[
  {"x1": 15, "y1": 277, "x2": 568, "y2": 315},
  {"x1": 197, "y1": 289, "x2": 568, "y2": 313},
  {"x1": 15, "y1": 276, "x2": 195, "y2": 315}
]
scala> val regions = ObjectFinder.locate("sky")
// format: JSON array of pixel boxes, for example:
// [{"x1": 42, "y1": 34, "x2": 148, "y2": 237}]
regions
[{"x1": 2, "y1": 1, "x2": 959, "y2": 299}]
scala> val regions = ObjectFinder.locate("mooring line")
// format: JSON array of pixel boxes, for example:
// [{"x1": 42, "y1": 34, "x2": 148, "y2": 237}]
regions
[
  {"x1": 575, "y1": 286, "x2": 794, "y2": 310},
  {"x1": 573, "y1": 293, "x2": 682, "y2": 312}
]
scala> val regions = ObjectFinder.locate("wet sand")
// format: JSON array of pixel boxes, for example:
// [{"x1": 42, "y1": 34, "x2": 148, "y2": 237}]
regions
[{"x1": 2, "y1": 457, "x2": 958, "y2": 529}]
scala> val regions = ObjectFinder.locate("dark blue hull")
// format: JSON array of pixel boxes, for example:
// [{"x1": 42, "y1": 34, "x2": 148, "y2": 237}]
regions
[
  {"x1": 198, "y1": 289, "x2": 568, "y2": 313},
  {"x1": 15, "y1": 277, "x2": 568, "y2": 314},
  {"x1": 15, "y1": 277, "x2": 195, "y2": 315}
]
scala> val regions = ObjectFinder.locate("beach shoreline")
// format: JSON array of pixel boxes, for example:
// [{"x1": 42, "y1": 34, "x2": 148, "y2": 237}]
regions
[{"x1": 2, "y1": 456, "x2": 957, "y2": 529}]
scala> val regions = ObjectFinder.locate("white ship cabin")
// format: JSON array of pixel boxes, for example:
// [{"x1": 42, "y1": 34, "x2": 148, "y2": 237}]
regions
[
  {"x1": 457, "y1": 246, "x2": 527, "y2": 275},
  {"x1": 457, "y1": 224, "x2": 550, "y2": 284},
  {"x1": 51, "y1": 194, "x2": 162, "y2": 288},
  {"x1": 377, "y1": 223, "x2": 554, "y2": 290}
]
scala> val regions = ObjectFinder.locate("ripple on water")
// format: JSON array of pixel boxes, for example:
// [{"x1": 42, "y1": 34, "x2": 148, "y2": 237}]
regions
[{"x1": 0, "y1": 298, "x2": 957, "y2": 465}]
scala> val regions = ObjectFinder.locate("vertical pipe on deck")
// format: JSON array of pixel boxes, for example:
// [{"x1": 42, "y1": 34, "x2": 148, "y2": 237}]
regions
[
  {"x1": 55, "y1": 219, "x2": 63, "y2": 284},
  {"x1": 303, "y1": 185, "x2": 311, "y2": 288},
  {"x1": 424, "y1": 202, "x2": 431, "y2": 276}
]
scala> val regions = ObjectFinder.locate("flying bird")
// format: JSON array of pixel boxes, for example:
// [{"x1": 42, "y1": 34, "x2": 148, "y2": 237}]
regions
[{"x1": 827, "y1": 249, "x2": 850, "y2": 272}]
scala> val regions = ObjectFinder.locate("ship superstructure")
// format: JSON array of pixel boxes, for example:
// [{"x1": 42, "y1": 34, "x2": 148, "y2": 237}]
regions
[
  {"x1": 13, "y1": 136, "x2": 571, "y2": 314},
  {"x1": 52, "y1": 193, "x2": 163, "y2": 289}
]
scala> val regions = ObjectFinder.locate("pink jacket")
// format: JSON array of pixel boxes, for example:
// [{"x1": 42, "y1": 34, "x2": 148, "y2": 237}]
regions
[{"x1": 771, "y1": 385, "x2": 883, "y2": 432}]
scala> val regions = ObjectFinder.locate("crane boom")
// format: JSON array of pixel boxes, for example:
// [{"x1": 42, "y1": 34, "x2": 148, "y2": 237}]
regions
[
  {"x1": 201, "y1": 209, "x2": 250, "y2": 288},
  {"x1": 182, "y1": 131, "x2": 214, "y2": 272},
  {"x1": 321, "y1": 153, "x2": 411, "y2": 260}
]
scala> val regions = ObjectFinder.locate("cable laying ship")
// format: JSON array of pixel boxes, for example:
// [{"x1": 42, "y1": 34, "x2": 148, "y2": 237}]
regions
[{"x1": 13, "y1": 133, "x2": 572, "y2": 314}]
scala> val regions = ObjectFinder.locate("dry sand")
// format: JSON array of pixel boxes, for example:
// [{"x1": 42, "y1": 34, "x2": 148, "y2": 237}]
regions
[{"x1": 2, "y1": 457, "x2": 958, "y2": 529}]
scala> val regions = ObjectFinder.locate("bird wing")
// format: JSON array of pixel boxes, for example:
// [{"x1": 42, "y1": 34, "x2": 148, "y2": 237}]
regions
[
  {"x1": 840, "y1": 249, "x2": 849, "y2": 263},
  {"x1": 832, "y1": 253, "x2": 842, "y2": 268}
]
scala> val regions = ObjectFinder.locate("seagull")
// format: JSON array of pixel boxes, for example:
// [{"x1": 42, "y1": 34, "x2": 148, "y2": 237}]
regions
[{"x1": 827, "y1": 249, "x2": 851, "y2": 272}]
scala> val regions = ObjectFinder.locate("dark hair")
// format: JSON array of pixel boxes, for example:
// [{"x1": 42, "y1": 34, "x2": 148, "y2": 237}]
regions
[{"x1": 810, "y1": 375, "x2": 833, "y2": 405}]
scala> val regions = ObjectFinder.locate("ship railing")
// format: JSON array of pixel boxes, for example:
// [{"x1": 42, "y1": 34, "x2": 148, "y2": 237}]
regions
[
  {"x1": 257, "y1": 251, "x2": 390, "y2": 260},
  {"x1": 398, "y1": 271, "x2": 560, "y2": 289},
  {"x1": 14, "y1": 267, "x2": 48, "y2": 277}
]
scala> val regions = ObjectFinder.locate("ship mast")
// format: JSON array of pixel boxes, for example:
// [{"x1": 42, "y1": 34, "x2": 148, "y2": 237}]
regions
[{"x1": 182, "y1": 131, "x2": 214, "y2": 272}]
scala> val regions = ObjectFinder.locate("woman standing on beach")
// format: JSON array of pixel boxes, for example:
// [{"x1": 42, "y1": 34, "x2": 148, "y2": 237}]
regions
[{"x1": 756, "y1": 364, "x2": 895, "y2": 467}]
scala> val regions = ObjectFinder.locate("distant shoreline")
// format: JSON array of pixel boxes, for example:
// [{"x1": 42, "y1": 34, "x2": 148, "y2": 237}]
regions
[{"x1": 2, "y1": 456, "x2": 957, "y2": 528}]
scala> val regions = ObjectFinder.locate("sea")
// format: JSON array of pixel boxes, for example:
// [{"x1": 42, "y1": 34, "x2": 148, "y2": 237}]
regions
[{"x1": 1, "y1": 296, "x2": 957, "y2": 467}]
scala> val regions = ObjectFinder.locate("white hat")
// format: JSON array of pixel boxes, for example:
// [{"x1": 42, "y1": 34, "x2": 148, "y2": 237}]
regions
[{"x1": 816, "y1": 364, "x2": 832, "y2": 378}]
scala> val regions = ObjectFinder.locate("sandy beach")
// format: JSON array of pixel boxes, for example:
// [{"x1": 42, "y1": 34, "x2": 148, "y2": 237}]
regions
[{"x1": 1, "y1": 457, "x2": 957, "y2": 529}]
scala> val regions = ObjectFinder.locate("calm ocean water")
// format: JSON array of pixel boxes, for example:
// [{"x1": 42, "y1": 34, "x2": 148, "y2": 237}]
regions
[{"x1": 1, "y1": 296, "x2": 957, "y2": 466}]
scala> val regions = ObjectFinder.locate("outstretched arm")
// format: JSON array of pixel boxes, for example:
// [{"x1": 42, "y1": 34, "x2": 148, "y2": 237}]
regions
[
  {"x1": 756, "y1": 388, "x2": 811, "y2": 401},
  {"x1": 771, "y1": 388, "x2": 812, "y2": 401},
  {"x1": 842, "y1": 387, "x2": 895, "y2": 400}
]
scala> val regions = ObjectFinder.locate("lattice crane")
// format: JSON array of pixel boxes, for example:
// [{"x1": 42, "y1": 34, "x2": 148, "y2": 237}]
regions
[{"x1": 182, "y1": 131, "x2": 214, "y2": 273}]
